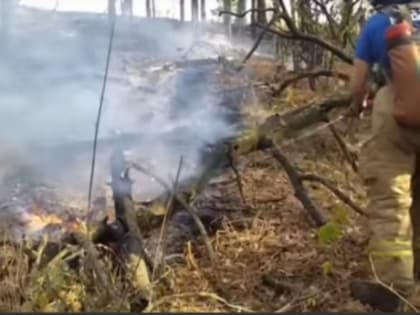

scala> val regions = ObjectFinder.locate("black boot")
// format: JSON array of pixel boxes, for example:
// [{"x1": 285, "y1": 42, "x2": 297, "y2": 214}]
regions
[{"x1": 350, "y1": 280, "x2": 401, "y2": 312}]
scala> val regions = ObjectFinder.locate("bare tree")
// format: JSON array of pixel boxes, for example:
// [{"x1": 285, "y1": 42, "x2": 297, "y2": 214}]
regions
[
  {"x1": 108, "y1": 0, "x2": 116, "y2": 19},
  {"x1": 146, "y1": 0, "x2": 152, "y2": 18},
  {"x1": 201, "y1": 0, "x2": 207, "y2": 21},
  {"x1": 121, "y1": 0, "x2": 133, "y2": 17},
  {"x1": 223, "y1": 0, "x2": 232, "y2": 28},
  {"x1": 257, "y1": 0, "x2": 268, "y2": 24},
  {"x1": 236, "y1": 0, "x2": 247, "y2": 26},
  {"x1": 152, "y1": 0, "x2": 156, "y2": 17},
  {"x1": 192, "y1": 0, "x2": 199, "y2": 22},
  {"x1": 180, "y1": 0, "x2": 185, "y2": 21}
]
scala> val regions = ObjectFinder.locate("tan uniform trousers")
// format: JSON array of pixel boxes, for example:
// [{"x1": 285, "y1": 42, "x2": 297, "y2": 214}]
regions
[{"x1": 359, "y1": 85, "x2": 420, "y2": 291}]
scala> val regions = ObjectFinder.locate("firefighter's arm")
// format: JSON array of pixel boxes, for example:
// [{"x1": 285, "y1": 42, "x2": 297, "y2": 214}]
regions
[{"x1": 349, "y1": 59, "x2": 370, "y2": 115}]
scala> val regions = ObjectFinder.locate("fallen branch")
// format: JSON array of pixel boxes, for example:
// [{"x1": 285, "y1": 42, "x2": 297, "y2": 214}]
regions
[
  {"x1": 299, "y1": 174, "x2": 367, "y2": 217},
  {"x1": 265, "y1": 143, "x2": 327, "y2": 227},
  {"x1": 110, "y1": 146, "x2": 153, "y2": 300},
  {"x1": 273, "y1": 70, "x2": 350, "y2": 97},
  {"x1": 129, "y1": 162, "x2": 222, "y2": 291}
]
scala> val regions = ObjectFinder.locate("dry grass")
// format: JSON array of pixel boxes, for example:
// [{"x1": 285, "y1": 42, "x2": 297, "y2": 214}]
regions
[{"x1": 0, "y1": 57, "x2": 373, "y2": 312}]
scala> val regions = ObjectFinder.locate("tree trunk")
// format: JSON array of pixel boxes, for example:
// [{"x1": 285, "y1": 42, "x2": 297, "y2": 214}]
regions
[
  {"x1": 235, "y1": 0, "x2": 246, "y2": 26},
  {"x1": 251, "y1": 0, "x2": 257, "y2": 39},
  {"x1": 180, "y1": 0, "x2": 185, "y2": 21},
  {"x1": 201, "y1": 0, "x2": 206, "y2": 21},
  {"x1": 223, "y1": 0, "x2": 231, "y2": 30},
  {"x1": 256, "y1": 0, "x2": 267, "y2": 24},
  {"x1": 121, "y1": 0, "x2": 133, "y2": 17},
  {"x1": 108, "y1": 0, "x2": 116, "y2": 19},
  {"x1": 146, "y1": 0, "x2": 152, "y2": 17},
  {"x1": 152, "y1": 0, "x2": 156, "y2": 17},
  {"x1": 191, "y1": 0, "x2": 199, "y2": 22}
]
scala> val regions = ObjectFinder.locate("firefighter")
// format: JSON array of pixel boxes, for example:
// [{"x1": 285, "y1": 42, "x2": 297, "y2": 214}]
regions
[{"x1": 349, "y1": 0, "x2": 420, "y2": 311}]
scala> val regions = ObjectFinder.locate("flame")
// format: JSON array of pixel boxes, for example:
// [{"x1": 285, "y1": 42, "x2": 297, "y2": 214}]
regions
[{"x1": 19, "y1": 204, "x2": 83, "y2": 237}]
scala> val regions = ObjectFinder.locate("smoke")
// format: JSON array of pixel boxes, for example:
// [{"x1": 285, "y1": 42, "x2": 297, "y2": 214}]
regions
[{"x1": 0, "y1": 4, "x2": 243, "y2": 202}]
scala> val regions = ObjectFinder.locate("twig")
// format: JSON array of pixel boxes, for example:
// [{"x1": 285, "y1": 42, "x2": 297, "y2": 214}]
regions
[
  {"x1": 254, "y1": 23, "x2": 353, "y2": 64},
  {"x1": 300, "y1": 174, "x2": 367, "y2": 217},
  {"x1": 218, "y1": 8, "x2": 276, "y2": 18},
  {"x1": 144, "y1": 292, "x2": 254, "y2": 312},
  {"x1": 242, "y1": 14, "x2": 278, "y2": 63},
  {"x1": 87, "y1": 14, "x2": 116, "y2": 215},
  {"x1": 328, "y1": 123, "x2": 358, "y2": 172},
  {"x1": 369, "y1": 255, "x2": 419, "y2": 312},
  {"x1": 227, "y1": 147, "x2": 246, "y2": 205},
  {"x1": 129, "y1": 162, "x2": 221, "y2": 290},
  {"x1": 149, "y1": 157, "x2": 184, "y2": 303}
]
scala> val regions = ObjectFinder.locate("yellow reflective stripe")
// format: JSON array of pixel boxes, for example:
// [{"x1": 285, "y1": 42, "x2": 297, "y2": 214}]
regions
[
  {"x1": 370, "y1": 250, "x2": 413, "y2": 258},
  {"x1": 374, "y1": 240, "x2": 411, "y2": 247}
]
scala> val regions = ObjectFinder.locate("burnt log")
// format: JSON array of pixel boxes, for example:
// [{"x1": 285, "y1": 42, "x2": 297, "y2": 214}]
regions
[{"x1": 91, "y1": 143, "x2": 153, "y2": 301}]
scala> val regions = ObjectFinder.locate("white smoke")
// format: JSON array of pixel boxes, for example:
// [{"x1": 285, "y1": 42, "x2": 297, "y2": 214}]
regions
[{"x1": 0, "y1": 4, "x2": 243, "y2": 202}]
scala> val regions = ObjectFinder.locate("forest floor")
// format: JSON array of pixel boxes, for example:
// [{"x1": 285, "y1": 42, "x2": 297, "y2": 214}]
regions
[
  {"x1": 146, "y1": 58, "x2": 374, "y2": 312},
  {"x1": 0, "y1": 55, "x2": 376, "y2": 312}
]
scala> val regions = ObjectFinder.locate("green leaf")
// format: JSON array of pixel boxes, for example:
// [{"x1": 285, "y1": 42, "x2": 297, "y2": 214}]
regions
[
  {"x1": 318, "y1": 222, "x2": 342, "y2": 246},
  {"x1": 322, "y1": 261, "x2": 333, "y2": 276}
]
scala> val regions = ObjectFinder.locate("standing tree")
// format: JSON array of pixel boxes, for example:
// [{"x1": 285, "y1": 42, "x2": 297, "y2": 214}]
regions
[
  {"x1": 223, "y1": 0, "x2": 232, "y2": 27},
  {"x1": 192, "y1": 0, "x2": 199, "y2": 22},
  {"x1": 152, "y1": 0, "x2": 156, "y2": 17},
  {"x1": 180, "y1": 0, "x2": 185, "y2": 21},
  {"x1": 121, "y1": 0, "x2": 133, "y2": 17},
  {"x1": 257, "y1": 0, "x2": 268, "y2": 24},
  {"x1": 146, "y1": 0, "x2": 152, "y2": 17},
  {"x1": 235, "y1": 0, "x2": 247, "y2": 26},
  {"x1": 201, "y1": 0, "x2": 207, "y2": 21},
  {"x1": 108, "y1": 0, "x2": 116, "y2": 19}
]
